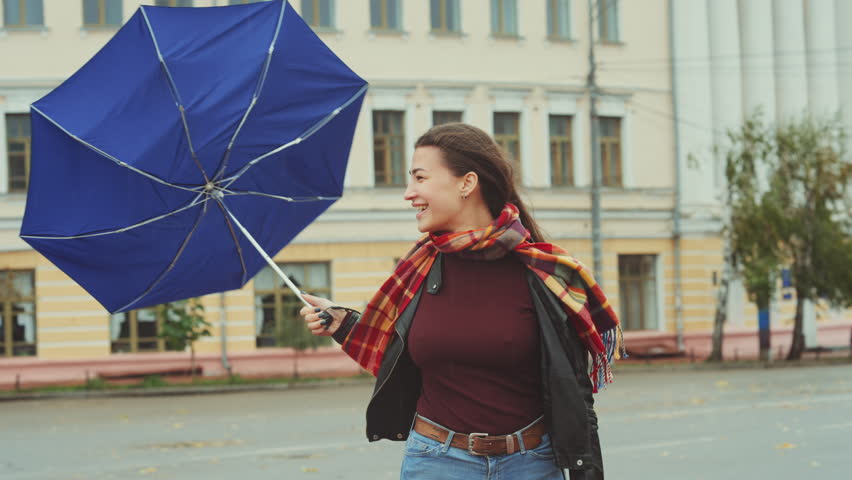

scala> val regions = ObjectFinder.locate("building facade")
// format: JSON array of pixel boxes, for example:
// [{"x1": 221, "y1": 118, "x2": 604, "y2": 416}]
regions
[
  {"x1": 671, "y1": 0, "x2": 852, "y2": 351},
  {"x1": 0, "y1": 0, "x2": 847, "y2": 370}
]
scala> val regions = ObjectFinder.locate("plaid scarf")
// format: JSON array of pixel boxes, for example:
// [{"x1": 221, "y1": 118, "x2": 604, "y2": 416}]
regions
[{"x1": 341, "y1": 204, "x2": 623, "y2": 392}]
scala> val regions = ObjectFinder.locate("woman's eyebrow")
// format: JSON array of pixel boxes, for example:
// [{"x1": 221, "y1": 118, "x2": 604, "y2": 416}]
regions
[{"x1": 409, "y1": 168, "x2": 427, "y2": 175}]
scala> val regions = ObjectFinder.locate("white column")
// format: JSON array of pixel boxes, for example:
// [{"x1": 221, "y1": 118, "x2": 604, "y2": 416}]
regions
[
  {"x1": 739, "y1": 0, "x2": 776, "y2": 120},
  {"x1": 804, "y1": 0, "x2": 839, "y2": 116},
  {"x1": 834, "y1": 0, "x2": 852, "y2": 142},
  {"x1": 708, "y1": 0, "x2": 743, "y2": 189},
  {"x1": 772, "y1": 0, "x2": 809, "y2": 123},
  {"x1": 671, "y1": 0, "x2": 715, "y2": 209}
]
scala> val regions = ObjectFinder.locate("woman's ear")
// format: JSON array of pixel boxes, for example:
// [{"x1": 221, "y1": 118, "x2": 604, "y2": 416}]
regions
[{"x1": 460, "y1": 171, "x2": 478, "y2": 197}]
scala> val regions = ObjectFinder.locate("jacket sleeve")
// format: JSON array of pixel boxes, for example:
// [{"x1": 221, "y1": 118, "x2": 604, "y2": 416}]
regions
[
  {"x1": 332, "y1": 310, "x2": 361, "y2": 345},
  {"x1": 571, "y1": 351, "x2": 604, "y2": 480},
  {"x1": 566, "y1": 309, "x2": 604, "y2": 480}
]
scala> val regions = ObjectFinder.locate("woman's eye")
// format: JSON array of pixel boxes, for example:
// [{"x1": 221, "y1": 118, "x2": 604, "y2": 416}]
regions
[{"x1": 415, "y1": 176, "x2": 425, "y2": 181}]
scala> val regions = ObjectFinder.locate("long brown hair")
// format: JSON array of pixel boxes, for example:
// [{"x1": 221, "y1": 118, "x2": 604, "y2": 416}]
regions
[{"x1": 414, "y1": 122, "x2": 547, "y2": 243}]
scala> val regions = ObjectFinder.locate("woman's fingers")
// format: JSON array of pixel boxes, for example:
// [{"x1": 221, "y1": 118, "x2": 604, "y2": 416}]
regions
[{"x1": 297, "y1": 293, "x2": 340, "y2": 337}]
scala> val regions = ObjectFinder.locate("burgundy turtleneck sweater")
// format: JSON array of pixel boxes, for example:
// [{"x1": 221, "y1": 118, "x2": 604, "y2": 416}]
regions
[{"x1": 407, "y1": 252, "x2": 543, "y2": 435}]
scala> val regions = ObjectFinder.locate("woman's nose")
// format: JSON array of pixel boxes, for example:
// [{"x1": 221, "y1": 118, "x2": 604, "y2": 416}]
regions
[{"x1": 403, "y1": 183, "x2": 415, "y2": 200}]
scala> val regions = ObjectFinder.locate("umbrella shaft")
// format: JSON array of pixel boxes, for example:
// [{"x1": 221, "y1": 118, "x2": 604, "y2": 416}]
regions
[{"x1": 221, "y1": 203, "x2": 310, "y2": 308}]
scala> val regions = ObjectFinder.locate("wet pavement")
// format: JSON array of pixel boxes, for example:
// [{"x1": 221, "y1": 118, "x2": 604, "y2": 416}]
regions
[{"x1": 0, "y1": 364, "x2": 850, "y2": 479}]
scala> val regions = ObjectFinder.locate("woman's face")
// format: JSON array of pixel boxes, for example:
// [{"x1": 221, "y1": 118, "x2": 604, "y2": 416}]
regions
[{"x1": 403, "y1": 146, "x2": 466, "y2": 233}]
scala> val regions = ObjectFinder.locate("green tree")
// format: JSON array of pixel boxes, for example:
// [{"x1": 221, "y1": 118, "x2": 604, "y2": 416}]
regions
[
  {"x1": 158, "y1": 298, "x2": 212, "y2": 380},
  {"x1": 277, "y1": 292, "x2": 330, "y2": 378},
  {"x1": 715, "y1": 112, "x2": 852, "y2": 360}
]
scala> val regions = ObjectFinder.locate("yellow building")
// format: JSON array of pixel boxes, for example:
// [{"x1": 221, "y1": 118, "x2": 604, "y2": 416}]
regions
[{"x1": 0, "y1": 0, "x2": 847, "y2": 372}]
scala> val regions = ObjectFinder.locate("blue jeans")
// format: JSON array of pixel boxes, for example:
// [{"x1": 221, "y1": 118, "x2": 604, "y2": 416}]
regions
[{"x1": 400, "y1": 422, "x2": 566, "y2": 479}]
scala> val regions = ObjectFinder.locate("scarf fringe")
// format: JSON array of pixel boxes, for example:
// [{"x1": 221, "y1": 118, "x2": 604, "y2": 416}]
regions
[{"x1": 592, "y1": 325, "x2": 627, "y2": 392}]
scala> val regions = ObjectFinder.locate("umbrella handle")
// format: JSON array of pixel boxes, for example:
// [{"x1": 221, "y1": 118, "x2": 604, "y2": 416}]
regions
[{"x1": 221, "y1": 204, "x2": 311, "y2": 308}]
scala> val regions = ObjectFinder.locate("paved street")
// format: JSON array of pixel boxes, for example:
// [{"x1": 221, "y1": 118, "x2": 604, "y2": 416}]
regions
[{"x1": 1, "y1": 364, "x2": 850, "y2": 479}]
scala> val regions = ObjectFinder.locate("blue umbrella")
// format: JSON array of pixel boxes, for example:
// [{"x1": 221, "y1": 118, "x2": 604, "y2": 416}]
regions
[{"x1": 20, "y1": 1, "x2": 367, "y2": 313}]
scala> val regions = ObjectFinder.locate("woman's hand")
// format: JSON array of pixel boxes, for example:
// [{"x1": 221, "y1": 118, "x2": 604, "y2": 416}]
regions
[{"x1": 299, "y1": 293, "x2": 346, "y2": 337}]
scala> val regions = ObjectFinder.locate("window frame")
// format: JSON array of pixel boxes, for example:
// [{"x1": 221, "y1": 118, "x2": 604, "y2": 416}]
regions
[
  {"x1": 2, "y1": 0, "x2": 44, "y2": 27},
  {"x1": 82, "y1": 0, "x2": 122, "y2": 28},
  {"x1": 598, "y1": 116, "x2": 622, "y2": 187},
  {"x1": 430, "y1": 0, "x2": 460, "y2": 35},
  {"x1": 254, "y1": 262, "x2": 332, "y2": 349},
  {"x1": 617, "y1": 254, "x2": 659, "y2": 331},
  {"x1": 490, "y1": 0, "x2": 519, "y2": 37},
  {"x1": 597, "y1": 0, "x2": 620, "y2": 43},
  {"x1": 372, "y1": 110, "x2": 406, "y2": 187},
  {"x1": 493, "y1": 111, "x2": 521, "y2": 166},
  {"x1": 300, "y1": 0, "x2": 335, "y2": 29},
  {"x1": 370, "y1": 0, "x2": 402, "y2": 33},
  {"x1": 110, "y1": 307, "x2": 170, "y2": 354},
  {"x1": 0, "y1": 269, "x2": 36, "y2": 358},
  {"x1": 546, "y1": 0, "x2": 571, "y2": 41},
  {"x1": 432, "y1": 110, "x2": 463, "y2": 126},
  {"x1": 6, "y1": 113, "x2": 31, "y2": 194},
  {"x1": 155, "y1": 0, "x2": 193, "y2": 7},
  {"x1": 549, "y1": 114, "x2": 573, "y2": 186}
]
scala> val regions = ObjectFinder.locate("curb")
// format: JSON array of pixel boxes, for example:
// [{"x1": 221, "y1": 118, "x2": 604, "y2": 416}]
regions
[
  {"x1": 0, "y1": 376, "x2": 376, "y2": 403},
  {"x1": 2, "y1": 358, "x2": 849, "y2": 402},
  {"x1": 614, "y1": 357, "x2": 852, "y2": 374}
]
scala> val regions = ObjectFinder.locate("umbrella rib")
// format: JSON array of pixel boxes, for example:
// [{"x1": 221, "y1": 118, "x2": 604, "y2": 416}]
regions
[
  {"x1": 212, "y1": 1, "x2": 287, "y2": 182},
  {"x1": 20, "y1": 194, "x2": 207, "y2": 240},
  {"x1": 218, "y1": 200, "x2": 311, "y2": 308},
  {"x1": 140, "y1": 6, "x2": 211, "y2": 184},
  {"x1": 212, "y1": 199, "x2": 248, "y2": 286},
  {"x1": 219, "y1": 84, "x2": 369, "y2": 189},
  {"x1": 31, "y1": 107, "x2": 203, "y2": 194},
  {"x1": 113, "y1": 199, "x2": 210, "y2": 314},
  {"x1": 222, "y1": 191, "x2": 340, "y2": 203}
]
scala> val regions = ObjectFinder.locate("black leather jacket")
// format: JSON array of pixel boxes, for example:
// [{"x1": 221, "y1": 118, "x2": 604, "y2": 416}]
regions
[{"x1": 334, "y1": 253, "x2": 604, "y2": 479}]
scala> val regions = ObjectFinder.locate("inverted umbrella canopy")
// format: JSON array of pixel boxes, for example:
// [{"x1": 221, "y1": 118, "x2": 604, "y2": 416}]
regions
[{"x1": 20, "y1": 0, "x2": 367, "y2": 313}]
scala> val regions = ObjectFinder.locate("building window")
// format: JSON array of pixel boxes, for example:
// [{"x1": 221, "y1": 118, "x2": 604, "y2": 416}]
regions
[
  {"x1": 6, "y1": 114, "x2": 31, "y2": 193},
  {"x1": 618, "y1": 255, "x2": 658, "y2": 331},
  {"x1": 373, "y1": 110, "x2": 406, "y2": 186},
  {"x1": 490, "y1": 0, "x2": 518, "y2": 37},
  {"x1": 494, "y1": 112, "x2": 521, "y2": 165},
  {"x1": 110, "y1": 306, "x2": 178, "y2": 353},
  {"x1": 598, "y1": 0, "x2": 619, "y2": 43},
  {"x1": 254, "y1": 262, "x2": 332, "y2": 349},
  {"x1": 598, "y1": 116, "x2": 622, "y2": 187},
  {"x1": 549, "y1": 115, "x2": 573, "y2": 186},
  {"x1": 156, "y1": 0, "x2": 193, "y2": 6},
  {"x1": 370, "y1": 0, "x2": 401, "y2": 31},
  {"x1": 0, "y1": 270, "x2": 36, "y2": 357},
  {"x1": 432, "y1": 110, "x2": 463, "y2": 126},
  {"x1": 430, "y1": 0, "x2": 460, "y2": 34},
  {"x1": 83, "y1": 0, "x2": 122, "y2": 27},
  {"x1": 547, "y1": 0, "x2": 570, "y2": 40},
  {"x1": 300, "y1": 0, "x2": 334, "y2": 28},
  {"x1": 2, "y1": 0, "x2": 43, "y2": 27}
]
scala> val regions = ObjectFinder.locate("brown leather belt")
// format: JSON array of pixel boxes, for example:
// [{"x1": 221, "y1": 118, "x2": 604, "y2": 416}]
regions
[{"x1": 412, "y1": 416, "x2": 547, "y2": 456}]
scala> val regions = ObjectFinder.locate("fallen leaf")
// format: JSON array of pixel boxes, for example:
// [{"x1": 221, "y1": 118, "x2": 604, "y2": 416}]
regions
[
  {"x1": 301, "y1": 466, "x2": 319, "y2": 473},
  {"x1": 138, "y1": 467, "x2": 158, "y2": 475},
  {"x1": 171, "y1": 423, "x2": 184, "y2": 429},
  {"x1": 775, "y1": 443, "x2": 797, "y2": 450},
  {"x1": 715, "y1": 380, "x2": 730, "y2": 389},
  {"x1": 660, "y1": 451, "x2": 671, "y2": 457},
  {"x1": 689, "y1": 397, "x2": 706, "y2": 405}
]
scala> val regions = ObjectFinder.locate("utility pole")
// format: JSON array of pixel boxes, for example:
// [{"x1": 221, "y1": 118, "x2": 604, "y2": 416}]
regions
[
  {"x1": 219, "y1": 292, "x2": 232, "y2": 375},
  {"x1": 587, "y1": 0, "x2": 603, "y2": 281}
]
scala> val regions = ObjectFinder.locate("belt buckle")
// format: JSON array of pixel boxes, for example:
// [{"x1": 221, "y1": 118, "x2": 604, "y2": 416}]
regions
[{"x1": 467, "y1": 433, "x2": 489, "y2": 456}]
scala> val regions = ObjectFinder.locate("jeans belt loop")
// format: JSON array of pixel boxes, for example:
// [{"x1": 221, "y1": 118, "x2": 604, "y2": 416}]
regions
[{"x1": 515, "y1": 431, "x2": 527, "y2": 454}]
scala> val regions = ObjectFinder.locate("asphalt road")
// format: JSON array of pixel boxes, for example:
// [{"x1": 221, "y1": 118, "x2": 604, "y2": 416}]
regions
[{"x1": 1, "y1": 364, "x2": 850, "y2": 479}]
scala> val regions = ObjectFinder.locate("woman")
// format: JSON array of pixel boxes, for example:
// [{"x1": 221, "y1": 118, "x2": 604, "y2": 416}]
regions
[{"x1": 300, "y1": 123, "x2": 619, "y2": 480}]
